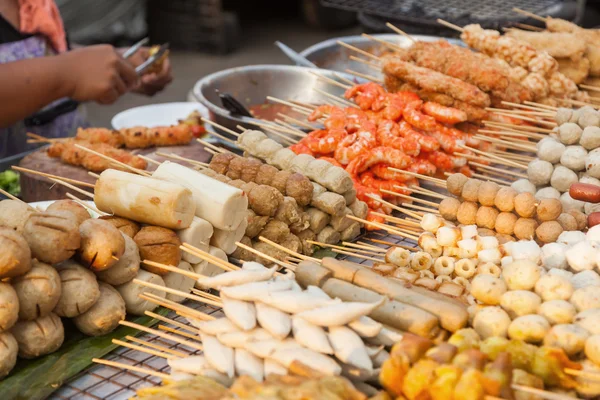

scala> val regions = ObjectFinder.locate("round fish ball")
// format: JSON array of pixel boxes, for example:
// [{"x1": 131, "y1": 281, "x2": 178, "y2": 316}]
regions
[
  {"x1": 23, "y1": 210, "x2": 80, "y2": 265},
  {"x1": 46, "y1": 200, "x2": 91, "y2": 225},
  {"x1": 586, "y1": 152, "x2": 600, "y2": 179},
  {"x1": 116, "y1": 270, "x2": 166, "y2": 316},
  {"x1": 571, "y1": 286, "x2": 600, "y2": 311},
  {"x1": 556, "y1": 213, "x2": 578, "y2": 231},
  {"x1": 538, "y1": 138, "x2": 566, "y2": 163},
  {"x1": 559, "y1": 122, "x2": 583, "y2": 145},
  {"x1": 535, "y1": 221, "x2": 564, "y2": 243},
  {"x1": 576, "y1": 360, "x2": 600, "y2": 398},
  {"x1": 562, "y1": 146, "x2": 588, "y2": 171},
  {"x1": 572, "y1": 271, "x2": 600, "y2": 290},
  {"x1": 508, "y1": 315, "x2": 550, "y2": 343},
  {"x1": 581, "y1": 126, "x2": 600, "y2": 150},
  {"x1": 54, "y1": 261, "x2": 101, "y2": 318},
  {"x1": 476, "y1": 206, "x2": 499, "y2": 230},
  {"x1": 561, "y1": 192, "x2": 585, "y2": 213},
  {"x1": 0, "y1": 332, "x2": 17, "y2": 378},
  {"x1": 478, "y1": 181, "x2": 500, "y2": 207},
  {"x1": 98, "y1": 216, "x2": 140, "y2": 238},
  {"x1": 134, "y1": 226, "x2": 182, "y2": 276},
  {"x1": 536, "y1": 198, "x2": 563, "y2": 221},
  {"x1": 568, "y1": 209, "x2": 588, "y2": 230},
  {"x1": 495, "y1": 187, "x2": 518, "y2": 212},
  {"x1": 446, "y1": 173, "x2": 468, "y2": 197},
  {"x1": 11, "y1": 313, "x2": 64, "y2": 358},
  {"x1": 495, "y1": 212, "x2": 518, "y2": 235},
  {"x1": 544, "y1": 324, "x2": 589, "y2": 356},
  {"x1": 515, "y1": 193, "x2": 536, "y2": 218},
  {"x1": 511, "y1": 179, "x2": 536, "y2": 195},
  {"x1": 0, "y1": 199, "x2": 35, "y2": 233},
  {"x1": 575, "y1": 309, "x2": 600, "y2": 334},
  {"x1": 509, "y1": 240, "x2": 542, "y2": 264},
  {"x1": 539, "y1": 300, "x2": 577, "y2": 325},
  {"x1": 73, "y1": 283, "x2": 126, "y2": 336},
  {"x1": 566, "y1": 241, "x2": 597, "y2": 271},
  {"x1": 500, "y1": 290, "x2": 542, "y2": 319},
  {"x1": 534, "y1": 274, "x2": 574, "y2": 301},
  {"x1": 541, "y1": 242, "x2": 568, "y2": 270},
  {"x1": 0, "y1": 228, "x2": 31, "y2": 279},
  {"x1": 556, "y1": 108, "x2": 574, "y2": 125},
  {"x1": 549, "y1": 268, "x2": 573, "y2": 280},
  {"x1": 12, "y1": 260, "x2": 61, "y2": 321},
  {"x1": 78, "y1": 219, "x2": 126, "y2": 271},
  {"x1": 558, "y1": 230, "x2": 586, "y2": 246},
  {"x1": 502, "y1": 259, "x2": 540, "y2": 290},
  {"x1": 438, "y1": 197, "x2": 461, "y2": 221},
  {"x1": 457, "y1": 202, "x2": 478, "y2": 225},
  {"x1": 461, "y1": 179, "x2": 482, "y2": 202},
  {"x1": 535, "y1": 186, "x2": 561, "y2": 200},
  {"x1": 501, "y1": 256, "x2": 513, "y2": 267},
  {"x1": 163, "y1": 261, "x2": 196, "y2": 303},
  {"x1": 473, "y1": 306, "x2": 511, "y2": 339},
  {"x1": 470, "y1": 275, "x2": 507, "y2": 305},
  {"x1": 585, "y1": 202, "x2": 600, "y2": 215},
  {"x1": 585, "y1": 335, "x2": 600, "y2": 365},
  {"x1": 477, "y1": 228, "x2": 496, "y2": 237},
  {"x1": 0, "y1": 283, "x2": 18, "y2": 332},
  {"x1": 527, "y1": 159, "x2": 554, "y2": 186},
  {"x1": 95, "y1": 234, "x2": 140, "y2": 286},
  {"x1": 578, "y1": 109, "x2": 600, "y2": 128},
  {"x1": 477, "y1": 262, "x2": 501, "y2": 278},
  {"x1": 580, "y1": 175, "x2": 600, "y2": 186},
  {"x1": 514, "y1": 218, "x2": 538, "y2": 240},
  {"x1": 551, "y1": 166, "x2": 579, "y2": 193}
]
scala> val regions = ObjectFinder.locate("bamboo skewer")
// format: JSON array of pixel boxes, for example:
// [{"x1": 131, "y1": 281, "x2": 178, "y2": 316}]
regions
[
  {"x1": 180, "y1": 243, "x2": 239, "y2": 271},
  {"x1": 371, "y1": 212, "x2": 423, "y2": 231},
  {"x1": 387, "y1": 168, "x2": 446, "y2": 187},
  {"x1": 362, "y1": 32, "x2": 406, "y2": 52},
  {"x1": 469, "y1": 161, "x2": 528, "y2": 179},
  {"x1": 112, "y1": 338, "x2": 176, "y2": 360},
  {"x1": 138, "y1": 154, "x2": 161, "y2": 166},
  {"x1": 313, "y1": 244, "x2": 385, "y2": 263},
  {"x1": 343, "y1": 241, "x2": 386, "y2": 253},
  {"x1": 139, "y1": 293, "x2": 214, "y2": 321},
  {"x1": 65, "y1": 193, "x2": 106, "y2": 216},
  {"x1": 133, "y1": 279, "x2": 222, "y2": 308},
  {"x1": 261, "y1": 127, "x2": 298, "y2": 145},
  {"x1": 92, "y1": 358, "x2": 171, "y2": 380},
  {"x1": 385, "y1": 22, "x2": 416, "y2": 43},
  {"x1": 401, "y1": 202, "x2": 440, "y2": 214},
  {"x1": 200, "y1": 118, "x2": 240, "y2": 137},
  {"x1": 257, "y1": 236, "x2": 319, "y2": 263},
  {"x1": 307, "y1": 240, "x2": 385, "y2": 257},
  {"x1": 197, "y1": 139, "x2": 231, "y2": 154},
  {"x1": 346, "y1": 214, "x2": 419, "y2": 241},
  {"x1": 309, "y1": 70, "x2": 351, "y2": 90},
  {"x1": 119, "y1": 320, "x2": 205, "y2": 351},
  {"x1": 158, "y1": 325, "x2": 203, "y2": 342},
  {"x1": 142, "y1": 260, "x2": 204, "y2": 280},
  {"x1": 471, "y1": 173, "x2": 513, "y2": 186},
  {"x1": 337, "y1": 40, "x2": 381, "y2": 61},
  {"x1": 0, "y1": 188, "x2": 38, "y2": 211},
  {"x1": 48, "y1": 177, "x2": 95, "y2": 199},
  {"x1": 12, "y1": 166, "x2": 96, "y2": 188},
  {"x1": 345, "y1": 69, "x2": 384, "y2": 83},
  {"x1": 277, "y1": 112, "x2": 317, "y2": 130},
  {"x1": 145, "y1": 311, "x2": 200, "y2": 336},
  {"x1": 368, "y1": 237, "x2": 417, "y2": 251},
  {"x1": 234, "y1": 241, "x2": 296, "y2": 271},
  {"x1": 266, "y1": 97, "x2": 314, "y2": 114},
  {"x1": 273, "y1": 119, "x2": 307, "y2": 136},
  {"x1": 365, "y1": 193, "x2": 423, "y2": 220},
  {"x1": 125, "y1": 336, "x2": 188, "y2": 358},
  {"x1": 437, "y1": 19, "x2": 464, "y2": 32},
  {"x1": 190, "y1": 288, "x2": 221, "y2": 303},
  {"x1": 407, "y1": 185, "x2": 447, "y2": 200},
  {"x1": 474, "y1": 135, "x2": 536, "y2": 152},
  {"x1": 459, "y1": 145, "x2": 528, "y2": 170},
  {"x1": 349, "y1": 55, "x2": 381, "y2": 70},
  {"x1": 512, "y1": 7, "x2": 548, "y2": 21},
  {"x1": 313, "y1": 88, "x2": 358, "y2": 108},
  {"x1": 379, "y1": 189, "x2": 440, "y2": 207},
  {"x1": 155, "y1": 152, "x2": 208, "y2": 168}
]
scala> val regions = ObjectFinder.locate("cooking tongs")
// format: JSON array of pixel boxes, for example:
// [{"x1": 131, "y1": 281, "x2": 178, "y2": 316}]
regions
[
  {"x1": 122, "y1": 37, "x2": 149, "y2": 59},
  {"x1": 135, "y1": 43, "x2": 170, "y2": 76}
]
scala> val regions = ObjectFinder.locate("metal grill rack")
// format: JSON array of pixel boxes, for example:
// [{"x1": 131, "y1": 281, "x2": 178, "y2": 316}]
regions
[{"x1": 50, "y1": 230, "x2": 417, "y2": 400}]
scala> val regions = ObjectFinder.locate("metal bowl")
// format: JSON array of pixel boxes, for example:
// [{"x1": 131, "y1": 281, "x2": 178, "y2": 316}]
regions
[
  {"x1": 299, "y1": 33, "x2": 463, "y2": 78},
  {"x1": 192, "y1": 65, "x2": 363, "y2": 144}
]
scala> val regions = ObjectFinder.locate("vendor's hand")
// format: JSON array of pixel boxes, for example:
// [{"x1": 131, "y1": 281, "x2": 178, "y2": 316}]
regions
[
  {"x1": 122, "y1": 46, "x2": 172, "y2": 96},
  {"x1": 60, "y1": 45, "x2": 139, "y2": 104}
]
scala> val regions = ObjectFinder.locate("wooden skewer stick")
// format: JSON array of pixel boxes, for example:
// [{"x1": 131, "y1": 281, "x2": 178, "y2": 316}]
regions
[
  {"x1": 88, "y1": 171, "x2": 101, "y2": 179},
  {"x1": 406, "y1": 185, "x2": 447, "y2": 200},
  {"x1": 257, "y1": 235, "x2": 319, "y2": 263},
  {"x1": 523, "y1": 100, "x2": 558, "y2": 111},
  {"x1": 287, "y1": 99, "x2": 318, "y2": 110},
  {"x1": 137, "y1": 154, "x2": 162, "y2": 166},
  {"x1": 142, "y1": 260, "x2": 203, "y2": 280},
  {"x1": 511, "y1": 384, "x2": 573, "y2": 400},
  {"x1": 308, "y1": 70, "x2": 351, "y2": 90},
  {"x1": 181, "y1": 243, "x2": 239, "y2": 271},
  {"x1": 273, "y1": 119, "x2": 307, "y2": 136},
  {"x1": 336, "y1": 40, "x2": 381, "y2": 61},
  {"x1": 580, "y1": 84, "x2": 600, "y2": 92},
  {"x1": 368, "y1": 237, "x2": 417, "y2": 251},
  {"x1": 48, "y1": 177, "x2": 95, "y2": 199},
  {"x1": 498, "y1": 152, "x2": 535, "y2": 162},
  {"x1": 199, "y1": 118, "x2": 240, "y2": 137},
  {"x1": 112, "y1": 338, "x2": 176, "y2": 360},
  {"x1": 92, "y1": 358, "x2": 171, "y2": 380},
  {"x1": 484, "y1": 120, "x2": 552, "y2": 134},
  {"x1": 491, "y1": 111, "x2": 556, "y2": 127},
  {"x1": 458, "y1": 144, "x2": 528, "y2": 170},
  {"x1": 248, "y1": 119, "x2": 306, "y2": 138},
  {"x1": 347, "y1": 214, "x2": 419, "y2": 241},
  {"x1": 234, "y1": 241, "x2": 296, "y2": 271},
  {"x1": 204, "y1": 148, "x2": 218, "y2": 156},
  {"x1": 362, "y1": 32, "x2": 405, "y2": 53},
  {"x1": 261, "y1": 127, "x2": 297, "y2": 145},
  {"x1": 384, "y1": 22, "x2": 416, "y2": 43},
  {"x1": 306, "y1": 240, "x2": 384, "y2": 256},
  {"x1": 145, "y1": 311, "x2": 200, "y2": 336},
  {"x1": 478, "y1": 128, "x2": 537, "y2": 140},
  {"x1": 437, "y1": 18, "x2": 464, "y2": 32},
  {"x1": 349, "y1": 55, "x2": 381, "y2": 70},
  {"x1": 387, "y1": 168, "x2": 446, "y2": 187},
  {"x1": 134, "y1": 279, "x2": 222, "y2": 307},
  {"x1": 139, "y1": 293, "x2": 214, "y2": 321},
  {"x1": 474, "y1": 135, "x2": 536, "y2": 152},
  {"x1": 73, "y1": 144, "x2": 150, "y2": 176},
  {"x1": 310, "y1": 242, "x2": 385, "y2": 263},
  {"x1": 333, "y1": 72, "x2": 355, "y2": 86},
  {"x1": 12, "y1": 166, "x2": 97, "y2": 188},
  {"x1": 486, "y1": 107, "x2": 554, "y2": 118},
  {"x1": 512, "y1": 7, "x2": 548, "y2": 21},
  {"x1": 469, "y1": 161, "x2": 528, "y2": 179},
  {"x1": 158, "y1": 325, "x2": 203, "y2": 342},
  {"x1": 204, "y1": 127, "x2": 237, "y2": 145},
  {"x1": 379, "y1": 189, "x2": 440, "y2": 207},
  {"x1": 197, "y1": 139, "x2": 232, "y2": 154},
  {"x1": 125, "y1": 335, "x2": 188, "y2": 358},
  {"x1": 65, "y1": 193, "x2": 106, "y2": 216},
  {"x1": 190, "y1": 288, "x2": 221, "y2": 303},
  {"x1": 313, "y1": 88, "x2": 359, "y2": 108},
  {"x1": 277, "y1": 112, "x2": 316, "y2": 131},
  {"x1": 342, "y1": 241, "x2": 386, "y2": 253},
  {"x1": 345, "y1": 69, "x2": 384, "y2": 83},
  {"x1": 500, "y1": 101, "x2": 553, "y2": 113},
  {"x1": 471, "y1": 173, "x2": 512, "y2": 186},
  {"x1": 155, "y1": 152, "x2": 208, "y2": 168},
  {"x1": 371, "y1": 211, "x2": 423, "y2": 231},
  {"x1": 364, "y1": 193, "x2": 423, "y2": 220},
  {"x1": 266, "y1": 96, "x2": 314, "y2": 114},
  {"x1": 401, "y1": 201, "x2": 439, "y2": 214}
]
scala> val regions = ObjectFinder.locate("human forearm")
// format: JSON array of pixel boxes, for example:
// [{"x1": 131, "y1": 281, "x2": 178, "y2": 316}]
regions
[{"x1": 0, "y1": 55, "x2": 72, "y2": 128}]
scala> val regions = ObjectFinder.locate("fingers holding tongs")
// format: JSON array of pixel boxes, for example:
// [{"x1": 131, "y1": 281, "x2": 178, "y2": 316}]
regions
[{"x1": 135, "y1": 43, "x2": 170, "y2": 76}]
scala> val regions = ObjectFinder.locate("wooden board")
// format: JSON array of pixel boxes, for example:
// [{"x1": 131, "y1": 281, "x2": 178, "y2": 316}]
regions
[{"x1": 19, "y1": 141, "x2": 213, "y2": 202}]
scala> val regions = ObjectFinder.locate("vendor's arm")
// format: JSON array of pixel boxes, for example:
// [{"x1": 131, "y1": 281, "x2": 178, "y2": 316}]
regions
[{"x1": 0, "y1": 45, "x2": 138, "y2": 128}]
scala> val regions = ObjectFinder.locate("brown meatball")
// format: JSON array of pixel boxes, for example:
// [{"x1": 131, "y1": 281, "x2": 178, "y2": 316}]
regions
[
  {"x1": 478, "y1": 181, "x2": 500, "y2": 207},
  {"x1": 476, "y1": 206, "x2": 499, "y2": 230},
  {"x1": 98, "y1": 216, "x2": 140, "y2": 238},
  {"x1": 255, "y1": 164, "x2": 279, "y2": 186},
  {"x1": 446, "y1": 173, "x2": 468, "y2": 197},
  {"x1": 230, "y1": 236, "x2": 255, "y2": 262},
  {"x1": 514, "y1": 192, "x2": 537, "y2": 218},
  {"x1": 286, "y1": 173, "x2": 313, "y2": 207},
  {"x1": 457, "y1": 201, "x2": 478, "y2": 225},
  {"x1": 514, "y1": 218, "x2": 538, "y2": 240},
  {"x1": 296, "y1": 229, "x2": 316, "y2": 256},
  {"x1": 461, "y1": 179, "x2": 482, "y2": 202},
  {"x1": 0, "y1": 199, "x2": 35, "y2": 233},
  {"x1": 568, "y1": 209, "x2": 588, "y2": 230},
  {"x1": 271, "y1": 170, "x2": 293, "y2": 194},
  {"x1": 0, "y1": 228, "x2": 31, "y2": 279},
  {"x1": 439, "y1": 197, "x2": 461, "y2": 221},
  {"x1": 240, "y1": 157, "x2": 263, "y2": 183},
  {"x1": 495, "y1": 212, "x2": 518, "y2": 235},
  {"x1": 78, "y1": 219, "x2": 126, "y2": 271},
  {"x1": 134, "y1": 226, "x2": 182, "y2": 275},
  {"x1": 496, "y1": 234, "x2": 515, "y2": 245},
  {"x1": 208, "y1": 153, "x2": 235, "y2": 175},
  {"x1": 245, "y1": 210, "x2": 270, "y2": 239},
  {"x1": 46, "y1": 200, "x2": 91, "y2": 225},
  {"x1": 535, "y1": 221, "x2": 564, "y2": 243},
  {"x1": 258, "y1": 220, "x2": 290, "y2": 243},
  {"x1": 23, "y1": 210, "x2": 80, "y2": 265},
  {"x1": 536, "y1": 198, "x2": 563, "y2": 222},
  {"x1": 274, "y1": 197, "x2": 301, "y2": 226},
  {"x1": 556, "y1": 213, "x2": 578, "y2": 231},
  {"x1": 495, "y1": 187, "x2": 517, "y2": 212},
  {"x1": 252, "y1": 241, "x2": 287, "y2": 264},
  {"x1": 280, "y1": 233, "x2": 302, "y2": 255},
  {"x1": 225, "y1": 156, "x2": 244, "y2": 180},
  {"x1": 12, "y1": 260, "x2": 61, "y2": 321},
  {"x1": 248, "y1": 184, "x2": 284, "y2": 217}
]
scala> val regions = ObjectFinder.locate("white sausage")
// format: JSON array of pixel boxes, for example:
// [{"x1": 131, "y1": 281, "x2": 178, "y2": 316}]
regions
[
  {"x1": 260, "y1": 290, "x2": 341, "y2": 314},
  {"x1": 217, "y1": 328, "x2": 272, "y2": 349},
  {"x1": 329, "y1": 326, "x2": 373, "y2": 371},
  {"x1": 291, "y1": 315, "x2": 333, "y2": 354},
  {"x1": 116, "y1": 270, "x2": 165, "y2": 316},
  {"x1": 162, "y1": 261, "x2": 195, "y2": 303},
  {"x1": 234, "y1": 348, "x2": 264, "y2": 382},
  {"x1": 200, "y1": 333, "x2": 234, "y2": 377},
  {"x1": 221, "y1": 294, "x2": 256, "y2": 331},
  {"x1": 210, "y1": 218, "x2": 248, "y2": 255},
  {"x1": 192, "y1": 246, "x2": 228, "y2": 290},
  {"x1": 255, "y1": 302, "x2": 291, "y2": 339},
  {"x1": 178, "y1": 217, "x2": 213, "y2": 264},
  {"x1": 296, "y1": 298, "x2": 385, "y2": 327},
  {"x1": 153, "y1": 161, "x2": 248, "y2": 230},
  {"x1": 95, "y1": 169, "x2": 195, "y2": 229},
  {"x1": 348, "y1": 316, "x2": 383, "y2": 338}
]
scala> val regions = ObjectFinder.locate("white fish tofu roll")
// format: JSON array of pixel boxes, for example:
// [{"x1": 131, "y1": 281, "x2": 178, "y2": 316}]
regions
[
  {"x1": 193, "y1": 246, "x2": 228, "y2": 290},
  {"x1": 94, "y1": 169, "x2": 195, "y2": 229},
  {"x1": 178, "y1": 217, "x2": 213, "y2": 264},
  {"x1": 163, "y1": 261, "x2": 196, "y2": 303},
  {"x1": 210, "y1": 218, "x2": 248, "y2": 255},
  {"x1": 152, "y1": 161, "x2": 248, "y2": 230},
  {"x1": 116, "y1": 270, "x2": 166, "y2": 315}
]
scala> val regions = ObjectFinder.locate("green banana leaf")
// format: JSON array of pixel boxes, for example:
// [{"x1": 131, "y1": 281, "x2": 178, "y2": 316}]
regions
[
  {"x1": 312, "y1": 248, "x2": 338, "y2": 259},
  {"x1": 0, "y1": 307, "x2": 170, "y2": 400}
]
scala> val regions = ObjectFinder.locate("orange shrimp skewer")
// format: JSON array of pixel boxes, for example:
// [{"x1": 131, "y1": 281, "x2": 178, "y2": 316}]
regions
[
  {"x1": 334, "y1": 124, "x2": 378, "y2": 165},
  {"x1": 346, "y1": 146, "x2": 412, "y2": 176},
  {"x1": 304, "y1": 128, "x2": 348, "y2": 155},
  {"x1": 397, "y1": 120, "x2": 440, "y2": 153},
  {"x1": 376, "y1": 120, "x2": 421, "y2": 156},
  {"x1": 289, "y1": 141, "x2": 314, "y2": 155},
  {"x1": 422, "y1": 102, "x2": 468, "y2": 125},
  {"x1": 371, "y1": 164, "x2": 416, "y2": 182},
  {"x1": 344, "y1": 82, "x2": 387, "y2": 110}
]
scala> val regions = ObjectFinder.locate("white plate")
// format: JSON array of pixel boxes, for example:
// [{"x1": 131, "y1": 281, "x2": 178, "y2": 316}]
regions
[
  {"x1": 30, "y1": 200, "x2": 101, "y2": 218},
  {"x1": 111, "y1": 102, "x2": 211, "y2": 130}
]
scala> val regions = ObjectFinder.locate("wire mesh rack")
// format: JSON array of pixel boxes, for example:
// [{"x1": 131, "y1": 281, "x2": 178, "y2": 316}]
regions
[{"x1": 50, "y1": 229, "x2": 419, "y2": 400}]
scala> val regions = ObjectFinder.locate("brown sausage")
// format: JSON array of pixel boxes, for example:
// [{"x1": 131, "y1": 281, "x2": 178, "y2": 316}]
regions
[
  {"x1": 589, "y1": 212, "x2": 600, "y2": 228},
  {"x1": 570, "y1": 183, "x2": 600, "y2": 203},
  {"x1": 295, "y1": 261, "x2": 332, "y2": 288}
]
